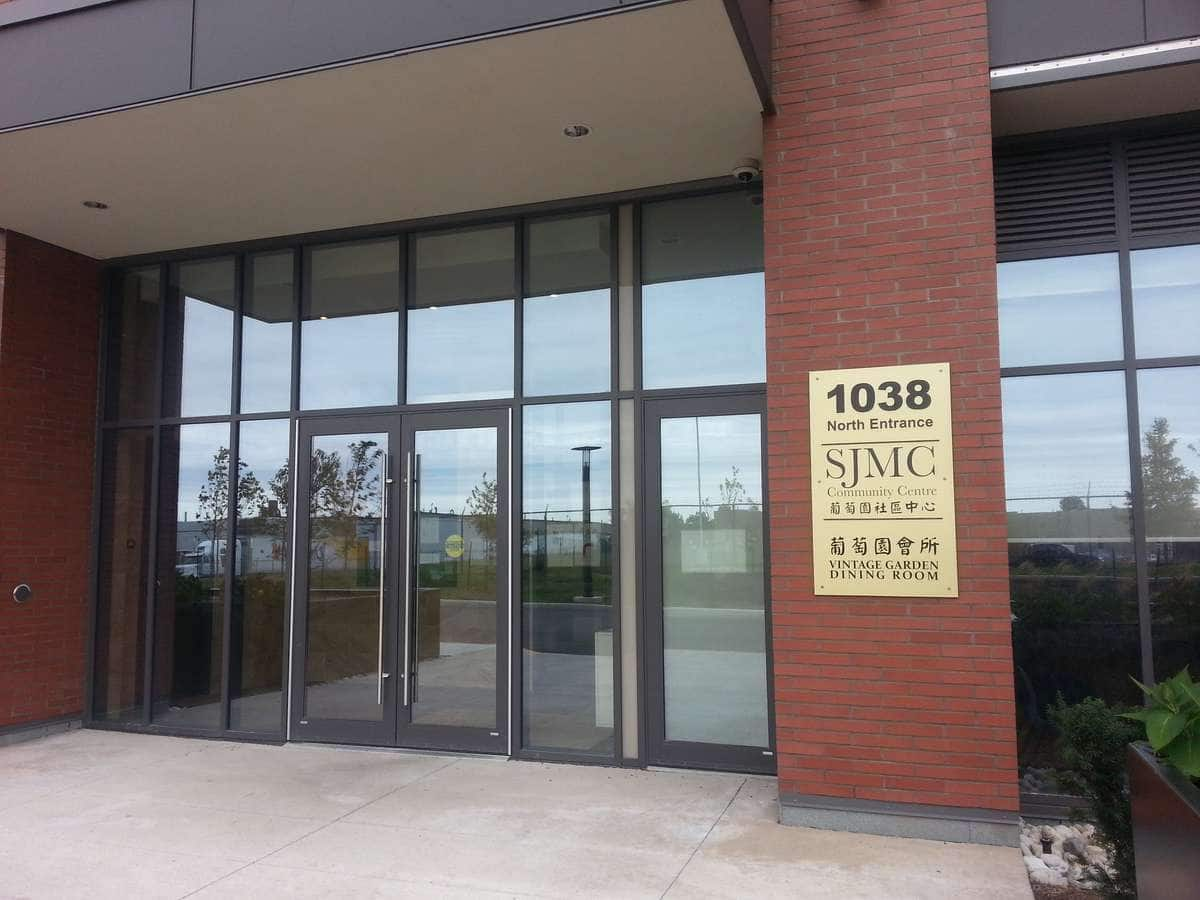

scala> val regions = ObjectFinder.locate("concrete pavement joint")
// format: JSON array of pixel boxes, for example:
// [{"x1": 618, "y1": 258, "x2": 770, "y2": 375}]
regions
[
  {"x1": 657, "y1": 776, "x2": 746, "y2": 899},
  {"x1": 176, "y1": 754, "x2": 460, "y2": 899}
]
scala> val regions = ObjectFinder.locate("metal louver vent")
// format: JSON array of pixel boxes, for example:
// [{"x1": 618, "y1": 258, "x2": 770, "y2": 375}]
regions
[
  {"x1": 1127, "y1": 131, "x2": 1200, "y2": 238},
  {"x1": 994, "y1": 143, "x2": 1116, "y2": 251}
]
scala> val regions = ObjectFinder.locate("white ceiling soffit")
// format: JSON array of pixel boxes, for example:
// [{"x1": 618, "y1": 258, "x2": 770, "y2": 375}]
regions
[
  {"x1": 992, "y1": 60, "x2": 1200, "y2": 137},
  {"x1": 0, "y1": 0, "x2": 762, "y2": 260}
]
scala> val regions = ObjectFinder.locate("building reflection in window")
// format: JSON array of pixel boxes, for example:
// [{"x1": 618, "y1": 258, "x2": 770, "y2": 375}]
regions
[
  {"x1": 153, "y1": 422, "x2": 231, "y2": 729},
  {"x1": 229, "y1": 418, "x2": 290, "y2": 733},
  {"x1": 167, "y1": 258, "x2": 236, "y2": 418},
  {"x1": 1002, "y1": 373, "x2": 1139, "y2": 791},
  {"x1": 1137, "y1": 367, "x2": 1200, "y2": 688},
  {"x1": 523, "y1": 212, "x2": 611, "y2": 396},
  {"x1": 93, "y1": 428, "x2": 154, "y2": 722},
  {"x1": 521, "y1": 402, "x2": 614, "y2": 754},
  {"x1": 660, "y1": 413, "x2": 768, "y2": 747},
  {"x1": 641, "y1": 192, "x2": 765, "y2": 389},
  {"x1": 301, "y1": 239, "x2": 400, "y2": 410}
]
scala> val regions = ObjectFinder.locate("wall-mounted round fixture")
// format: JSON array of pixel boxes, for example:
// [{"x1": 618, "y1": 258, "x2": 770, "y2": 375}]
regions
[
  {"x1": 563, "y1": 124, "x2": 591, "y2": 138},
  {"x1": 82, "y1": 200, "x2": 109, "y2": 210},
  {"x1": 13, "y1": 583, "x2": 32, "y2": 604}
]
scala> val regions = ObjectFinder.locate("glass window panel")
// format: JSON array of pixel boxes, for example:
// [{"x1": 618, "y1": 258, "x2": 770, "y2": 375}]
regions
[
  {"x1": 303, "y1": 431, "x2": 387, "y2": 723},
  {"x1": 105, "y1": 267, "x2": 160, "y2": 420},
  {"x1": 1001, "y1": 373, "x2": 1140, "y2": 790},
  {"x1": 166, "y1": 258, "x2": 236, "y2": 418},
  {"x1": 413, "y1": 223, "x2": 515, "y2": 307},
  {"x1": 242, "y1": 251, "x2": 294, "y2": 414},
  {"x1": 523, "y1": 290, "x2": 610, "y2": 396},
  {"x1": 660, "y1": 413, "x2": 768, "y2": 747},
  {"x1": 153, "y1": 422, "x2": 231, "y2": 730},
  {"x1": 1136, "y1": 367, "x2": 1200, "y2": 684},
  {"x1": 407, "y1": 300, "x2": 514, "y2": 403},
  {"x1": 524, "y1": 213, "x2": 612, "y2": 397},
  {"x1": 521, "y1": 402, "x2": 614, "y2": 754},
  {"x1": 1132, "y1": 244, "x2": 1200, "y2": 359},
  {"x1": 527, "y1": 212, "x2": 611, "y2": 296},
  {"x1": 411, "y1": 426, "x2": 501, "y2": 730},
  {"x1": 641, "y1": 193, "x2": 765, "y2": 390},
  {"x1": 229, "y1": 418, "x2": 291, "y2": 733},
  {"x1": 301, "y1": 239, "x2": 399, "y2": 410},
  {"x1": 642, "y1": 273, "x2": 765, "y2": 389},
  {"x1": 641, "y1": 192, "x2": 763, "y2": 284},
  {"x1": 997, "y1": 254, "x2": 1123, "y2": 367},
  {"x1": 92, "y1": 428, "x2": 154, "y2": 722}
]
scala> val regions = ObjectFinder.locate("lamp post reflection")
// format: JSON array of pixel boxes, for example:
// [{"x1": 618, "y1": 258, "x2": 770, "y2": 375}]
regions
[{"x1": 572, "y1": 444, "x2": 602, "y2": 599}]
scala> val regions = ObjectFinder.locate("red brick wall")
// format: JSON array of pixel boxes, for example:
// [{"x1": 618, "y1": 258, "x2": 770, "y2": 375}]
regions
[
  {"x1": 764, "y1": 0, "x2": 1018, "y2": 813},
  {"x1": 0, "y1": 230, "x2": 101, "y2": 729}
]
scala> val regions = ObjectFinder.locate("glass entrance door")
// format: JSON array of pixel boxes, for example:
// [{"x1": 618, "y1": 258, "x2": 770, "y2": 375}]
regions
[
  {"x1": 399, "y1": 410, "x2": 508, "y2": 753},
  {"x1": 292, "y1": 415, "x2": 400, "y2": 745},
  {"x1": 290, "y1": 410, "x2": 508, "y2": 752},
  {"x1": 643, "y1": 396, "x2": 774, "y2": 773}
]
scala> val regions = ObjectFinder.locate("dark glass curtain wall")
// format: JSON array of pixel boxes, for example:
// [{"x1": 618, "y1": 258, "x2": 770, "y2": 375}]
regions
[
  {"x1": 91, "y1": 188, "x2": 769, "y2": 764},
  {"x1": 996, "y1": 123, "x2": 1200, "y2": 796}
]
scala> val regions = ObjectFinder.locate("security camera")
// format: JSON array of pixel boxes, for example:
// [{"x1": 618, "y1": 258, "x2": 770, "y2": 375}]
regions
[{"x1": 732, "y1": 158, "x2": 761, "y2": 183}]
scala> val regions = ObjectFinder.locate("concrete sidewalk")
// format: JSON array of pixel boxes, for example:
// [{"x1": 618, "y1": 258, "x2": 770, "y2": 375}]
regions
[{"x1": 0, "y1": 730, "x2": 1032, "y2": 899}]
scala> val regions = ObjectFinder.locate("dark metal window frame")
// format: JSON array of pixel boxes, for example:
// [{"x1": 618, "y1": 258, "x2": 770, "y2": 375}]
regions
[
  {"x1": 997, "y1": 118, "x2": 1200, "y2": 692},
  {"x1": 85, "y1": 180, "x2": 771, "y2": 773}
]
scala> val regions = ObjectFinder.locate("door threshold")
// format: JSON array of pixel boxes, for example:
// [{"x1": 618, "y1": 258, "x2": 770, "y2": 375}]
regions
[{"x1": 285, "y1": 739, "x2": 508, "y2": 761}]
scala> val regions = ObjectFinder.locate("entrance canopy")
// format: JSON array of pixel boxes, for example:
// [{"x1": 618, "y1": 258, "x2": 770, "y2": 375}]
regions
[{"x1": 0, "y1": 0, "x2": 765, "y2": 259}]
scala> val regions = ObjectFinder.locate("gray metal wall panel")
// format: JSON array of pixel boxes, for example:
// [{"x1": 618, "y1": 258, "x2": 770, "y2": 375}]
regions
[
  {"x1": 988, "y1": 0, "x2": 1145, "y2": 66},
  {"x1": 192, "y1": 0, "x2": 621, "y2": 89},
  {"x1": 1146, "y1": 0, "x2": 1200, "y2": 42},
  {"x1": 0, "y1": 0, "x2": 192, "y2": 129}
]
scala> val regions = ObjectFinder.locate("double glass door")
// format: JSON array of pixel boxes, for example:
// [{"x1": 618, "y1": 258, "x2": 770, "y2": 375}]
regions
[{"x1": 290, "y1": 410, "x2": 508, "y2": 753}]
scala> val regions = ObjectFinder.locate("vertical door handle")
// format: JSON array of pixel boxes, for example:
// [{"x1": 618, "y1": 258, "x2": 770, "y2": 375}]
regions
[
  {"x1": 409, "y1": 453, "x2": 422, "y2": 705},
  {"x1": 403, "y1": 451, "x2": 413, "y2": 707},
  {"x1": 377, "y1": 453, "x2": 389, "y2": 705}
]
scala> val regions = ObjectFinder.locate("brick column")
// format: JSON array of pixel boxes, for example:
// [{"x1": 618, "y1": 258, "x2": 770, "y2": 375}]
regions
[
  {"x1": 763, "y1": 0, "x2": 1019, "y2": 843},
  {"x1": 0, "y1": 230, "x2": 101, "y2": 730}
]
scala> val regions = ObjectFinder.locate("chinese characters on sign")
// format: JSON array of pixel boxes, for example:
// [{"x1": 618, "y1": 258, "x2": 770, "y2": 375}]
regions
[{"x1": 810, "y1": 363, "x2": 959, "y2": 597}]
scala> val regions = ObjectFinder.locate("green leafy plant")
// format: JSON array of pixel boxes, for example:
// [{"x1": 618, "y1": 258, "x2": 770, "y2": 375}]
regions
[
  {"x1": 1048, "y1": 696, "x2": 1141, "y2": 898},
  {"x1": 1122, "y1": 666, "x2": 1200, "y2": 781}
]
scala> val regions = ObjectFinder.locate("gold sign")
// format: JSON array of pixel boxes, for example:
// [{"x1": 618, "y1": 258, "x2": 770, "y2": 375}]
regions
[
  {"x1": 809, "y1": 363, "x2": 958, "y2": 597},
  {"x1": 444, "y1": 534, "x2": 465, "y2": 559}
]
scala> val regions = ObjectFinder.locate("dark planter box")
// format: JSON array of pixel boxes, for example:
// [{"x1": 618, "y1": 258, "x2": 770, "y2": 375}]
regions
[{"x1": 1128, "y1": 742, "x2": 1200, "y2": 900}]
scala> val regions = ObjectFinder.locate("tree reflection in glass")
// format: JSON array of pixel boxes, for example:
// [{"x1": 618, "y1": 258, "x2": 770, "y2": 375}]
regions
[
  {"x1": 1002, "y1": 373, "x2": 1139, "y2": 794},
  {"x1": 302, "y1": 433, "x2": 386, "y2": 722},
  {"x1": 229, "y1": 419, "x2": 290, "y2": 733},
  {"x1": 1137, "y1": 368, "x2": 1200, "y2": 694}
]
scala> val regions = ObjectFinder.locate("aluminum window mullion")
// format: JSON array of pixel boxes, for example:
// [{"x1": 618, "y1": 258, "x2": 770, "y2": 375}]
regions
[
  {"x1": 220, "y1": 255, "x2": 245, "y2": 733},
  {"x1": 1114, "y1": 137, "x2": 1156, "y2": 689},
  {"x1": 142, "y1": 262, "x2": 168, "y2": 725}
]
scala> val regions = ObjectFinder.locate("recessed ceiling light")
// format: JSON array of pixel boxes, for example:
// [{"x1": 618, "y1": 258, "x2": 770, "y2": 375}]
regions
[
  {"x1": 563, "y1": 124, "x2": 591, "y2": 138},
  {"x1": 82, "y1": 200, "x2": 109, "y2": 210}
]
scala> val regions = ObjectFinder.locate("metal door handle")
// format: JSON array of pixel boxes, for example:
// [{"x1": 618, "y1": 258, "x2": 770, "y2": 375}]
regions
[
  {"x1": 377, "y1": 453, "x2": 388, "y2": 705},
  {"x1": 410, "y1": 453, "x2": 420, "y2": 710},
  {"x1": 403, "y1": 451, "x2": 414, "y2": 706}
]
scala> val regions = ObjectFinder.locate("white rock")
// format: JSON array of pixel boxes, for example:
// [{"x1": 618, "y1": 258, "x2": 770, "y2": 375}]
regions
[
  {"x1": 1024, "y1": 857, "x2": 1049, "y2": 874},
  {"x1": 1042, "y1": 854, "x2": 1068, "y2": 873},
  {"x1": 1062, "y1": 835, "x2": 1089, "y2": 858},
  {"x1": 1029, "y1": 867, "x2": 1069, "y2": 887}
]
